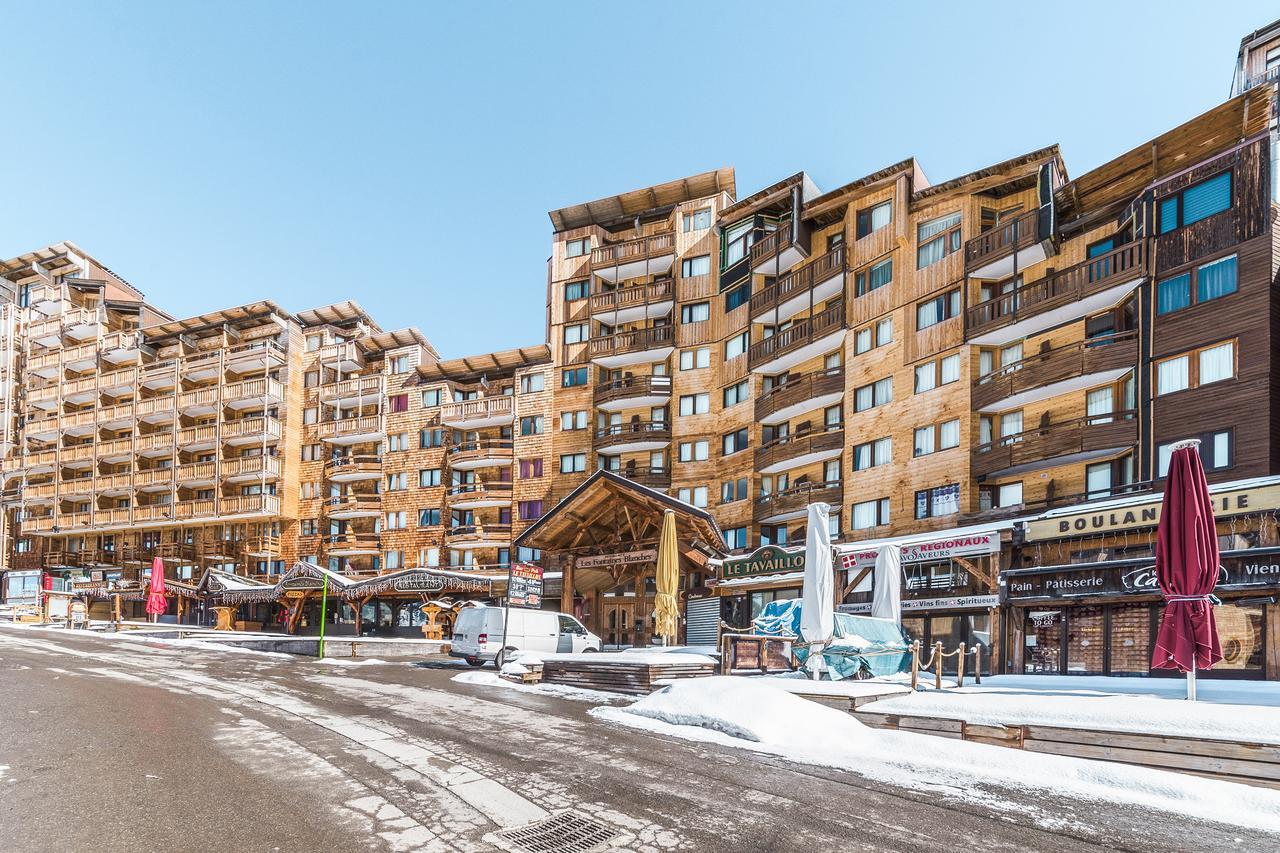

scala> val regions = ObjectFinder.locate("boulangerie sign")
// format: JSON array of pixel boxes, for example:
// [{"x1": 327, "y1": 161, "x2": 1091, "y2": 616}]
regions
[{"x1": 839, "y1": 532, "x2": 1000, "y2": 572}]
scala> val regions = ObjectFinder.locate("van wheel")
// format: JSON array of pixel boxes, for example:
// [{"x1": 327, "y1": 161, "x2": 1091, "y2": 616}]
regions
[
  {"x1": 464, "y1": 657, "x2": 484, "y2": 667},
  {"x1": 582, "y1": 647, "x2": 599, "y2": 653},
  {"x1": 495, "y1": 648, "x2": 516, "y2": 669}
]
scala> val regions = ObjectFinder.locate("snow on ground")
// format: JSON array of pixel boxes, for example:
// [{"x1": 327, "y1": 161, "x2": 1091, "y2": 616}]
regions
[
  {"x1": 314, "y1": 657, "x2": 392, "y2": 667},
  {"x1": 861, "y1": 674, "x2": 1280, "y2": 744},
  {"x1": 753, "y1": 674, "x2": 913, "y2": 700},
  {"x1": 591, "y1": 676, "x2": 1280, "y2": 833},
  {"x1": 452, "y1": 670, "x2": 630, "y2": 703}
]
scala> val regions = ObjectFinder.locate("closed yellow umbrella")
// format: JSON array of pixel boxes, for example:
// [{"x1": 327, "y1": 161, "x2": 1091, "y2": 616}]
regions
[{"x1": 654, "y1": 509, "x2": 679, "y2": 645}]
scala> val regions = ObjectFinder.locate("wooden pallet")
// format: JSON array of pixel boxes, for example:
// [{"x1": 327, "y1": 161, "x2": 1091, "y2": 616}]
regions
[{"x1": 542, "y1": 659, "x2": 714, "y2": 695}]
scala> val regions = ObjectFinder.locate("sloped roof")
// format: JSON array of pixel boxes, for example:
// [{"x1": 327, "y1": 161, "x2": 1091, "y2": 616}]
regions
[{"x1": 549, "y1": 168, "x2": 735, "y2": 231}]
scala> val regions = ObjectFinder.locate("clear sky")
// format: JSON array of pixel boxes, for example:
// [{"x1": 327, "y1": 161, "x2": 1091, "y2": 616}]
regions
[{"x1": 0, "y1": 2, "x2": 1274, "y2": 358}]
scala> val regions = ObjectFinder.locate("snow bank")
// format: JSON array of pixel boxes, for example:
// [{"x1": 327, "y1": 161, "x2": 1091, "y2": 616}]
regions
[
  {"x1": 534, "y1": 651, "x2": 713, "y2": 665},
  {"x1": 592, "y1": 677, "x2": 1280, "y2": 833},
  {"x1": 756, "y1": 675, "x2": 912, "y2": 700},
  {"x1": 314, "y1": 657, "x2": 391, "y2": 667},
  {"x1": 452, "y1": 671, "x2": 628, "y2": 703}
]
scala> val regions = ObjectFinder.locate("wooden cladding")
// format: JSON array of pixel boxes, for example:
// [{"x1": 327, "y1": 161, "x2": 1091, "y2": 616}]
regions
[
  {"x1": 590, "y1": 232, "x2": 676, "y2": 268},
  {"x1": 964, "y1": 208, "x2": 1042, "y2": 271},
  {"x1": 972, "y1": 331, "x2": 1138, "y2": 411},
  {"x1": 754, "y1": 427, "x2": 843, "y2": 472},
  {"x1": 588, "y1": 325, "x2": 674, "y2": 358},
  {"x1": 748, "y1": 245, "x2": 847, "y2": 318},
  {"x1": 754, "y1": 367, "x2": 844, "y2": 422},
  {"x1": 967, "y1": 241, "x2": 1147, "y2": 337},
  {"x1": 747, "y1": 303, "x2": 846, "y2": 371},
  {"x1": 595, "y1": 374, "x2": 672, "y2": 406},
  {"x1": 440, "y1": 395, "x2": 515, "y2": 423},
  {"x1": 971, "y1": 411, "x2": 1137, "y2": 478},
  {"x1": 589, "y1": 279, "x2": 674, "y2": 315}
]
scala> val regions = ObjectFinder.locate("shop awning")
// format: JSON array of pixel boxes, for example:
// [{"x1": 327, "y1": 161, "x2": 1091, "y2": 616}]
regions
[
  {"x1": 195, "y1": 568, "x2": 279, "y2": 604},
  {"x1": 343, "y1": 567, "x2": 504, "y2": 599}
]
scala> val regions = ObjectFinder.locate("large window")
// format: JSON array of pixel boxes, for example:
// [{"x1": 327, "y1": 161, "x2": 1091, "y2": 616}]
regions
[
  {"x1": 723, "y1": 379, "x2": 749, "y2": 408},
  {"x1": 854, "y1": 377, "x2": 893, "y2": 412},
  {"x1": 724, "y1": 331, "x2": 749, "y2": 360},
  {"x1": 682, "y1": 255, "x2": 711, "y2": 278},
  {"x1": 683, "y1": 209, "x2": 712, "y2": 232},
  {"x1": 1155, "y1": 339, "x2": 1235, "y2": 396},
  {"x1": 680, "y1": 301, "x2": 710, "y2": 324},
  {"x1": 680, "y1": 347, "x2": 711, "y2": 370},
  {"x1": 678, "y1": 440, "x2": 709, "y2": 462},
  {"x1": 724, "y1": 281, "x2": 751, "y2": 311},
  {"x1": 563, "y1": 323, "x2": 588, "y2": 344},
  {"x1": 722, "y1": 428, "x2": 749, "y2": 456},
  {"x1": 916, "y1": 212, "x2": 962, "y2": 268},
  {"x1": 519, "y1": 415, "x2": 544, "y2": 435},
  {"x1": 916, "y1": 289, "x2": 962, "y2": 329},
  {"x1": 559, "y1": 453, "x2": 587, "y2": 474},
  {"x1": 519, "y1": 373, "x2": 545, "y2": 394},
  {"x1": 1156, "y1": 253, "x2": 1238, "y2": 315},
  {"x1": 564, "y1": 280, "x2": 589, "y2": 301},
  {"x1": 566, "y1": 237, "x2": 591, "y2": 258},
  {"x1": 1158, "y1": 171, "x2": 1232, "y2": 234},
  {"x1": 856, "y1": 200, "x2": 892, "y2": 239},
  {"x1": 721, "y1": 219, "x2": 755, "y2": 268},
  {"x1": 679, "y1": 393, "x2": 710, "y2": 416},
  {"x1": 561, "y1": 367, "x2": 589, "y2": 387},
  {"x1": 914, "y1": 484, "x2": 959, "y2": 519},
  {"x1": 852, "y1": 498, "x2": 890, "y2": 530},
  {"x1": 855, "y1": 257, "x2": 893, "y2": 296},
  {"x1": 852, "y1": 437, "x2": 892, "y2": 471},
  {"x1": 1157, "y1": 429, "x2": 1232, "y2": 477}
]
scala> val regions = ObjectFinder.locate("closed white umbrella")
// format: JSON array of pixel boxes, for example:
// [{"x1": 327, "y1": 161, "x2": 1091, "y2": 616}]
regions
[
  {"x1": 800, "y1": 502, "x2": 834, "y2": 679},
  {"x1": 871, "y1": 544, "x2": 902, "y2": 623}
]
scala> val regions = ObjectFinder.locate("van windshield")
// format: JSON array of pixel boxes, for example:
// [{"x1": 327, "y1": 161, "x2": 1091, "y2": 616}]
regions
[{"x1": 557, "y1": 615, "x2": 584, "y2": 634}]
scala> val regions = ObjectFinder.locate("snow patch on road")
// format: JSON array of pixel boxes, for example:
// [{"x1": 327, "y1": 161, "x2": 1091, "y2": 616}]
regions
[
  {"x1": 591, "y1": 677, "x2": 1280, "y2": 834},
  {"x1": 453, "y1": 670, "x2": 630, "y2": 703},
  {"x1": 315, "y1": 657, "x2": 391, "y2": 667}
]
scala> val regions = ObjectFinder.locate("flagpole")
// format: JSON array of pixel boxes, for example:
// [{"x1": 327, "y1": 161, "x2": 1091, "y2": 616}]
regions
[{"x1": 318, "y1": 574, "x2": 329, "y2": 659}]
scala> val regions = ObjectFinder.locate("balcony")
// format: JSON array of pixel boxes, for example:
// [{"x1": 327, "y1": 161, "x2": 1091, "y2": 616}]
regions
[
  {"x1": 748, "y1": 302, "x2": 846, "y2": 374},
  {"x1": 971, "y1": 411, "x2": 1138, "y2": 479},
  {"x1": 324, "y1": 454, "x2": 383, "y2": 482},
  {"x1": 221, "y1": 493, "x2": 280, "y2": 517},
  {"x1": 966, "y1": 241, "x2": 1147, "y2": 346},
  {"x1": 588, "y1": 279, "x2": 674, "y2": 325},
  {"x1": 324, "y1": 532, "x2": 381, "y2": 556},
  {"x1": 181, "y1": 350, "x2": 223, "y2": 381},
  {"x1": 18, "y1": 450, "x2": 57, "y2": 475},
  {"x1": 615, "y1": 466, "x2": 671, "y2": 492},
  {"x1": 316, "y1": 340, "x2": 364, "y2": 372},
  {"x1": 100, "y1": 330, "x2": 151, "y2": 364},
  {"x1": 222, "y1": 455, "x2": 281, "y2": 483},
  {"x1": 1240, "y1": 65, "x2": 1280, "y2": 93},
  {"x1": 178, "y1": 387, "x2": 221, "y2": 416},
  {"x1": 61, "y1": 343, "x2": 98, "y2": 373},
  {"x1": 27, "y1": 283, "x2": 69, "y2": 316},
  {"x1": 175, "y1": 499, "x2": 217, "y2": 520},
  {"x1": 60, "y1": 410, "x2": 99, "y2": 437},
  {"x1": 177, "y1": 424, "x2": 219, "y2": 451},
  {"x1": 25, "y1": 414, "x2": 59, "y2": 443},
  {"x1": 21, "y1": 483, "x2": 58, "y2": 504},
  {"x1": 587, "y1": 325, "x2": 675, "y2": 369},
  {"x1": 749, "y1": 245, "x2": 846, "y2": 324},
  {"x1": 135, "y1": 468, "x2": 176, "y2": 491},
  {"x1": 58, "y1": 477, "x2": 94, "y2": 501},
  {"x1": 448, "y1": 480, "x2": 513, "y2": 510},
  {"x1": 595, "y1": 374, "x2": 672, "y2": 413},
  {"x1": 58, "y1": 308, "x2": 103, "y2": 342},
  {"x1": 973, "y1": 331, "x2": 1138, "y2": 412},
  {"x1": 132, "y1": 505, "x2": 176, "y2": 524},
  {"x1": 243, "y1": 535, "x2": 281, "y2": 557},
  {"x1": 59, "y1": 444, "x2": 96, "y2": 468},
  {"x1": 964, "y1": 207, "x2": 1054, "y2": 280},
  {"x1": 322, "y1": 493, "x2": 382, "y2": 519},
  {"x1": 440, "y1": 395, "x2": 516, "y2": 429},
  {"x1": 754, "y1": 480, "x2": 844, "y2": 524},
  {"x1": 448, "y1": 438, "x2": 514, "y2": 471},
  {"x1": 96, "y1": 402, "x2": 136, "y2": 430},
  {"x1": 593, "y1": 420, "x2": 671, "y2": 454},
  {"x1": 63, "y1": 376, "x2": 100, "y2": 405},
  {"x1": 96, "y1": 472, "x2": 134, "y2": 497},
  {"x1": 139, "y1": 361, "x2": 178, "y2": 391},
  {"x1": 137, "y1": 432, "x2": 176, "y2": 457},
  {"x1": 224, "y1": 377, "x2": 283, "y2": 410},
  {"x1": 319, "y1": 375, "x2": 384, "y2": 407},
  {"x1": 136, "y1": 396, "x2": 176, "y2": 424},
  {"x1": 27, "y1": 385, "x2": 59, "y2": 411},
  {"x1": 755, "y1": 427, "x2": 844, "y2": 475},
  {"x1": 590, "y1": 232, "x2": 676, "y2": 283},
  {"x1": 28, "y1": 317, "x2": 63, "y2": 348},
  {"x1": 223, "y1": 416, "x2": 283, "y2": 446},
  {"x1": 98, "y1": 368, "x2": 138, "y2": 398},
  {"x1": 750, "y1": 220, "x2": 811, "y2": 276},
  {"x1": 22, "y1": 514, "x2": 58, "y2": 533},
  {"x1": 755, "y1": 366, "x2": 844, "y2": 426},
  {"x1": 177, "y1": 461, "x2": 218, "y2": 487},
  {"x1": 317, "y1": 414, "x2": 383, "y2": 445},
  {"x1": 96, "y1": 437, "x2": 133, "y2": 463},
  {"x1": 226, "y1": 339, "x2": 286, "y2": 373},
  {"x1": 26, "y1": 351, "x2": 61, "y2": 379},
  {"x1": 447, "y1": 523, "x2": 513, "y2": 549},
  {"x1": 92, "y1": 508, "x2": 133, "y2": 529}
]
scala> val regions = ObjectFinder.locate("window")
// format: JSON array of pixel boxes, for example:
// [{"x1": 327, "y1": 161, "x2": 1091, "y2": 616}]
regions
[
  {"x1": 721, "y1": 219, "x2": 755, "y2": 268},
  {"x1": 1158, "y1": 171, "x2": 1232, "y2": 234},
  {"x1": 939, "y1": 419, "x2": 960, "y2": 449},
  {"x1": 680, "y1": 347, "x2": 711, "y2": 370},
  {"x1": 419, "y1": 508, "x2": 441, "y2": 526},
  {"x1": 679, "y1": 393, "x2": 710, "y2": 416},
  {"x1": 1157, "y1": 254, "x2": 1237, "y2": 315},
  {"x1": 917, "y1": 211, "x2": 962, "y2": 268},
  {"x1": 914, "y1": 364, "x2": 936, "y2": 394},
  {"x1": 519, "y1": 373, "x2": 545, "y2": 394},
  {"x1": 854, "y1": 327, "x2": 872, "y2": 354},
  {"x1": 385, "y1": 511, "x2": 407, "y2": 530},
  {"x1": 1155, "y1": 340, "x2": 1235, "y2": 395},
  {"x1": 852, "y1": 498, "x2": 890, "y2": 530},
  {"x1": 386, "y1": 473, "x2": 407, "y2": 491},
  {"x1": 723, "y1": 526, "x2": 748, "y2": 550},
  {"x1": 876, "y1": 317, "x2": 893, "y2": 346},
  {"x1": 852, "y1": 437, "x2": 892, "y2": 471},
  {"x1": 389, "y1": 394, "x2": 408, "y2": 413},
  {"x1": 916, "y1": 289, "x2": 961, "y2": 329},
  {"x1": 679, "y1": 439, "x2": 709, "y2": 462},
  {"x1": 724, "y1": 281, "x2": 751, "y2": 311},
  {"x1": 1198, "y1": 341, "x2": 1234, "y2": 385},
  {"x1": 724, "y1": 331, "x2": 749, "y2": 360},
  {"x1": 939, "y1": 354, "x2": 960, "y2": 385},
  {"x1": 854, "y1": 377, "x2": 892, "y2": 412},
  {"x1": 420, "y1": 389, "x2": 441, "y2": 407},
  {"x1": 559, "y1": 453, "x2": 586, "y2": 473},
  {"x1": 566, "y1": 237, "x2": 590, "y2": 258},
  {"x1": 518, "y1": 458, "x2": 544, "y2": 478},
  {"x1": 306, "y1": 335, "x2": 322, "y2": 352},
  {"x1": 913, "y1": 426, "x2": 935, "y2": 457},
  {"x1": 564, "y1": 280, "x2": 589, "y2": 301},
  {"x1": 390, "y1": 355, "x2": 412, "y2": 374},
  {"x1": 304, "y1": 370, "x2": 320, "y2": 388},
  {"x1": 854, "y1": 318, "x2": 891, "y2": 355},
  {"x1": 560, "y1": 410, "x2": 587, "y2": 430},
  {"x1": 723, "y1": 379, "x2": 749, "y2": 408},
  {"x1": 682, "y1": 255, "x2": 711, "y2": 277},
  {"x1": 855, "y1": 257, "x2": 893, "y2": 296},
  {"x1": 980, "y1": 482, "x2": 1023, "y2": 511},
  {"x1": 419, "y1": 428, "x2": 444, "y2": 448},
  {"x1": 418, "y1": 468, "x2": 441, "y2": 487},
  {"x1": 721, "y1": 477, "x2": 749, "y2": 503},
  {"x1": 722, "y1": 428, "x2": 749, "y2": 456},
  {"x1": 856, "y1": 200, "x2": 892, "y2": 238},
  {"x1": 1085, "y1": 462, "x2": 1112, "y2": 499},
  {"x1": 520, "y1": 415, "x2": 545, "y2": 435},
  {"x1": 1086, "y1": 387, "x2": 1114, "y2": 423},
  {"x1": 518, "y1": 500, "x2": 544, "y2": 521},
  {"x1": 385, "y1": 551, "x2": 404, "y2": 570},
  {"x1": 683, "y1": 209, "x2": 712, "y2": 232},
  {"x1": 680, "y1": 302, "x2": 710, "y2": 324},
  {"x1": 301, "y1": 444, "x2": 322, "y2": 462},
  {"x1": 563, "y1": 323, "x2": 588, "y2": 345},
  {"x1": 678, "y1": 486, "x2": 708, "y2": 508},
  {"x1": 303, "y1": 407, "x2": 318, "y2": 425},
  {"x1": 561, "y1": 367, "x2": 589, "y2": 387},
  {"x1": 1157, "y1": 431, "x2": 1233, "y2": 477},
  {"x1": 915, "y1": 484, "x2": 959, "y2": 519}
]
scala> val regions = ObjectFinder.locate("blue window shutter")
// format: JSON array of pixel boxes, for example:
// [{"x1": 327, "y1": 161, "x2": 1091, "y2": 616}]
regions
[
  {"x1": 1158, "y1": 197, "x2": 1179, "y2": 234},
  {"x1": 1087, "y1": 239, "x2": 1114, "y2": 258},
  {"x1": 1181, "y1": 172, "x2": 1232, "y2": 226}
]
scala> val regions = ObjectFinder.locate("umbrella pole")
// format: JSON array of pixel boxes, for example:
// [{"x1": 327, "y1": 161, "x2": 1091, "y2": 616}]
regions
[{"x1": 1188, "y1": 659, "x2": 1197, "y2": 702}]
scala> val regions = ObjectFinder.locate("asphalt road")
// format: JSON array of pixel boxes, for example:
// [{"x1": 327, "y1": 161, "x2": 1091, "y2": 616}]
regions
[{"x1": 0, "y1": 627, "x2": 1268, "y2": 852}]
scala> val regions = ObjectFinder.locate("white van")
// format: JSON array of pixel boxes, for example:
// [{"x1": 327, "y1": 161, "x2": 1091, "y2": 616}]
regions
[{"x1": 450, "y1": 605, "x2": 601, "y2": 667}]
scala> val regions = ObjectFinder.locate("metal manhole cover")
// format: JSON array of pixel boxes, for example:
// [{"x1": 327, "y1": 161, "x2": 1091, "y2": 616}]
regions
[{"x1": 494, "y1": 810, "x2": 619, "y2": 853}]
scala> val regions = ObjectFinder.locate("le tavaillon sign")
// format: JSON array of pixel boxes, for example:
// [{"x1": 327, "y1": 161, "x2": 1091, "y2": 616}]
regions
[
  {"x1": 721, "y1": 546, "x2": 805, "y2": 580},
  {"x1": 1024, "y1": 482, "x2": 1280, "y2": 542}
]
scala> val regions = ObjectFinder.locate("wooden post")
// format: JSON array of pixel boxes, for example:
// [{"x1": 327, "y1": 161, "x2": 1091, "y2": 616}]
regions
[
  {"x1": 974, "y1": 644, "x2": 983, "y2": 685},
  {"x1": 933, "y1": 641, "x2": 943, "y2": 690},
  {"x1": 956, "y1": 643, "x2": 967, "y2": 688},
  {"x1": 910, "y1": 640, "x2": 920, "y2": 690},
  {"x1": 561, "y1": 555, "x2": 575, "y2": 619}
]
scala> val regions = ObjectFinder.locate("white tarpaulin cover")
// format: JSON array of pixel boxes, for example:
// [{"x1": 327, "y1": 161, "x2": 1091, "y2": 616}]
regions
[
  {"x1": 800, "y1": 502, "x2": 834, "y2": 676},
  {"x1": 872, "y1": 544, "x2": 902, "y2": 623}
]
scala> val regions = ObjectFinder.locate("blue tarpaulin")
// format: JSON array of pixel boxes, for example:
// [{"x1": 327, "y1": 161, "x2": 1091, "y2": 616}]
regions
[{"x1": 751, "y1": 598, "x2": 912, "y2": 680}]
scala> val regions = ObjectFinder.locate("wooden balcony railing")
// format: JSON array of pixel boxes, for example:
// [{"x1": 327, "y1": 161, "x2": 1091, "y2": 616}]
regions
[
  {"x1": 26, "y1": 351, "x2": 61, "y2": 373},
  {"x1": 222, "y1": 456, "x2": 281, "y2": 478},
  {"x1": 23, "y1": 483, "x2": 58, "y2": 501},
  {"x1": 755, "y1": 366, "x2": 844, "y2": 423},
  {"x1": 243, "y1": 535, "x2": 282, "y2": 556},
  {"x1": 616, "y1": 466, "x2": 672, "y2": 490},
  {"x1": 177, "y1": 425, "x2": 218, "y2": 446},
  {"x1": 181, "y1": 350, "x2": 223, "y2": 372},
  {"x1": 137, "y1": 433, "x2": 176, "y2": 453},
  {"x1": 175, "y1": 499, "x2": 217, "y2": 519},
  {"x1": 27, "y1": 385, "x2": 58, "y2": 406},
  {"x1": 95, "y1": 402, "x2": 135, "y2": 424},
  {"x1": 28, "y1": 317, "x2": 62, "y2": 340},
  {"x1": 587, "y1": 325, "x2": 674, "y2": 359},
  {"x1": 320, "y1": 374, "x2": 384, "y2": 399},
  {"x1": 440, "y1": 395, "x2": 515, "y2": 424},
  {"x1": 749, "y1": 222, "x2": 807, "y2": 269},
  {"x1": 448, "y1": 481, "x2": 514, "y2": 501},
  {"x1": 967, "y1": 241, "x2": 1147, "y2": 337},
  {"x1": 177, "y1": 462, "x2": 217, "y2": 482},
  {"x1": 447, "y1": 523, "x2": 514, "y2": 544},
  {"x1": 223, "y1": 417, "x2": 283, "y2": 441},
  {"x1": 324, "y1": 532, "x2": 381, "y2": 552},
  {"x1": 754, "y1": 427, "x2": 844, "y2": 472},
  {"x1": 316, "y1": 340, "x2": 363, "y2": 366},
  {"x1": 60, "y1": 343, "x2": 97, "y2": 365},
  {"x1": 590, "y1": 232, "x2": 676, "y2": 269},
  {"x1": 61, "y1": 410, "x2": 98, "y2": 431},
  {"x1": 748, "y1": 245, "x2": 846, "y2": 317},
  {"x1": 60, "y1": 445, "x2": 96, "y2": 464},
  {"x1": 95, "y1": 473, "x2": 134, "y2": 492},
  {"x1": 964, "y1": 208, "x2": 1041, "y2": 272},
  {"x1": 64, "y1": 376, "x2": 99, "y2": 397},
  {"x1": 323, "y1": 454, "x2": 382, "y2": 479},
  {"x1": 593, "y1": 420, "x2": 672, "y2": 450},
  {"x1": 316, "y1": 415, "x2": 382, "y2": 440},
  {"x1": 322, "y1": 493, "x2": 382, "y2": 516},
  {"x1": 92, "y1": 508, "x2": 133, "y2": 527},
  {"x1": 747, "y1": 302, "x2": 846, "y2": 371},
  {"x1": 136, "y1": 396, "x2": 176, "y2": 418},
  {"x1": 227, "y1": 339, "x2": 286, "y2": 362},
  {"x1": 100, "y1": 330, "x2": 144, "y2": 352},
  {"x1": 95, "y1": 438, "x2": 133, "y2": 458},
  {"x1": 22, "y1": 450, "x2": 56, "y2": 469},
  {"x1": 972, "y1": 331, "x2": 1138, "y2": 411},
  {"x1": 595, "y1": 374, "x2": 672, "y2": 407},
  {"x1": 448, "y1": 438, "x2": 514, "y2": 464},
  {"x1": 224, "y1": 377, "x2": 283, "y2": 401},
  {"x1": 971, "y1": 410, "x2": 1138, "y2": 478},
  {"x1": 135, "y1": 468, "x2": 176, "y2": 488},
  {"x1": 178, "y1": 387, "x2": 221, "y2": 410},
  {"x1": 753, "y1": 480, "x2": 844, "y2": 523},
  {"x1": 98, "y1": 368, "x2": 139, "y2": 390},
  {"x1": 588, "y1": 279, "x2": 674, "y2": 315}
]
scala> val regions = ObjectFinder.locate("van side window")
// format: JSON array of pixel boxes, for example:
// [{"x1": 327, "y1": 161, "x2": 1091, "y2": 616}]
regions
[{"x1": 558, "y1": 615, "x2": 583, "y2": 634}]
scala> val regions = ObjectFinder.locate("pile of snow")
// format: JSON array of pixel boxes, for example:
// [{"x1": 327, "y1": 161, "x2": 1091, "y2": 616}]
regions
[
  {"x1": 592, "y1": 677, "x2": 1280, "y2": 832},
  {"x1": 618, "y1": 645, "x2": 719, "y2": 660},
  {"x1": 453, "y1": 670, "x2": 627, "y2": 703},
  {"x1": 315, "y1": 657, "x2": 390, "y2": 667},
  {"x1": 535, "y1": 651, "x2": 713, "y2": 665}
]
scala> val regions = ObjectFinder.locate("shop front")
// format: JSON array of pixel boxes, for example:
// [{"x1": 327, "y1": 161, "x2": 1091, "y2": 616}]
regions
[{"x1": 712, "y1": 545, "x2": 806, "y2": 630}]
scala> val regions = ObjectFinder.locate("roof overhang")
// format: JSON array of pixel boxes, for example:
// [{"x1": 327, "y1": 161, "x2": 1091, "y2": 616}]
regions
[
  {"x1": 416, "y1": 344, "x2": 551, "y2": 384},
  {"x1": 549, "y1": 168, "x2": 735, "y2": 232}
]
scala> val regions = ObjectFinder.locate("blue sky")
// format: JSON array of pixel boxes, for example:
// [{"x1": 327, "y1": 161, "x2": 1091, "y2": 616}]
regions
[{"x1": 0, "y1": 2, "x2": 1273, "y2": 358}]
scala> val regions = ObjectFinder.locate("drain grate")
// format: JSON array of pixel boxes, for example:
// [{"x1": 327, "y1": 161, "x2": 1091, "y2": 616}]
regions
[{"x1": 494, "y1": 810, "x2": 619, "y2": 853}]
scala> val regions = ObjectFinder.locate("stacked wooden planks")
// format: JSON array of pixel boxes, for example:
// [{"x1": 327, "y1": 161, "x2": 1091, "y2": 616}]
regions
[{"x1": 543, "y1": 658, "x2": 715, "y2": 695}]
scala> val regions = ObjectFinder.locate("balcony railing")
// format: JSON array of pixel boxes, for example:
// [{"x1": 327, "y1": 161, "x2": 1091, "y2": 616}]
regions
[
  {"x1": 593, "y1": 420, "x2": 672, "y2": 451},
  {"x1": 60, "y1": 343, "x2": 98, "y2": 366},
  {"x1": 749, "y1": 221, "x2": 809, "y2": 271},
  {"x1": 965, "y1": 480, "x2": 1155, "y2": 524},
  {"x1": 316, "y1": 340, "x2": 364, "y2": 367},
  {"x1": 100, "y1": 330, "x2": 144, "y2": 353},
  {"x1": 971, "y1": 410, "x2": 1138, "y2": 478},
  {"x1": 447, "y1": 523, "x2": 513, "y2": 545},
  {"x1": 319, "y1": 374, "x2": 384, "y2": 400},
  {"x1": 440, "y1": 395, "x2": 515, "y2": 424},
  {"x1": 137, "y1": 433, "x2": 176, "y2": 453},
  {"x1": 448, "y1": 438, "x2": 514, "y2": 465},
  {"x1": 181, "y1": 350, "x2": 223, "y2": 373},
  {"x1": 615, "y1": 466, "x2": 672, "y2": 491},
  {"x1": 227, "y1": 339, "x2": 286, "y2": 363},
  {"x1": 223, "y1": 416, "x2": 283, "y2": 442},
  {"x1": 316, "y1": 415, "x2": 382, "y2": 441},
  {"x1": 590, "y1": 232, "x2": 675, "y2": 269},
  {"x1": 99, "y1": 368, "x2": 139, "y2": 391},
  {"x1": 748, "y1": 245, "x2": 846, "y2": 317},
  {"x1": 323, "y1": 454, "x2": 382, "y2": 480},
  {"x1": 95, "y1": 437, "x2": 133, "y2": 458},
  {"x1": 972, "y1": 331, "x2": 1138, "y2": 411},
  {"x1": 177, "y1": 425, "x2": 218, "y2": 447},
  {"x1": 322, "y1": 493, "x2": 381, "y2": 516},
  {"x1": 224, "y1": 377, "x2": 283, "y2": 402},
  {"x1": 135, "y1": 468, "x2": 176, "y2": 488},
  {"x1": 755, "y1": 367, "x2": 843, "y2": 423},
  {"x1": 92, "y1": 508, "x2": 133, "y2": 528},
  {"x1": 588, "y1": 279, "x2": 674, "y2": 315},
  {"x1": 754, "y1": 426, "x2": 844, "y2": 473},
  {"x1": 747, "y1": 302, "x2": 846, "y2": 371},
  {"x1": 95, "y1": 402, "x2": 135, "y2": 425},
  {"x1": 175, "y1": 499, "x2": 217, "y2": 519},
  {"x1": 136, "y1": 396, "x2": 176, "y2": 419},
  {"x1": 447, "y1": 481, "x2": 514, "y2": 502},
  {"x1": 595, "y1": 374, "x2": 672, "y2": 407},
  {"x1": 964, "y1": 208, "x2": 1042, "y2": 272},
  {"x1": 60, "y1": 445, "x2": 95, "y2": 464},
  {"x1": 95, "y1": 472, "x2": 134, "y2": 492},
  {"x1": 587, "y1": 325, "x2": 674, "y2": 359},
  {"x1": 61, "y1": 410, "x2": 98, "y2": 431},
  {"x1": 222, "y1": 456, "x2": 281, "y2": 479},
  {"x1": 967, "y1": 241, "x2": 1147, "y2": 337},
  {"x1": 753, "y1": 480, "x2": 844, "y2": 523},
  {"x1": 177, "y1": 462, "x2": 217, "y2": 482},
  {"x1": 1241, "y1": 65, "x2": 1280, "y2": 93}
]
